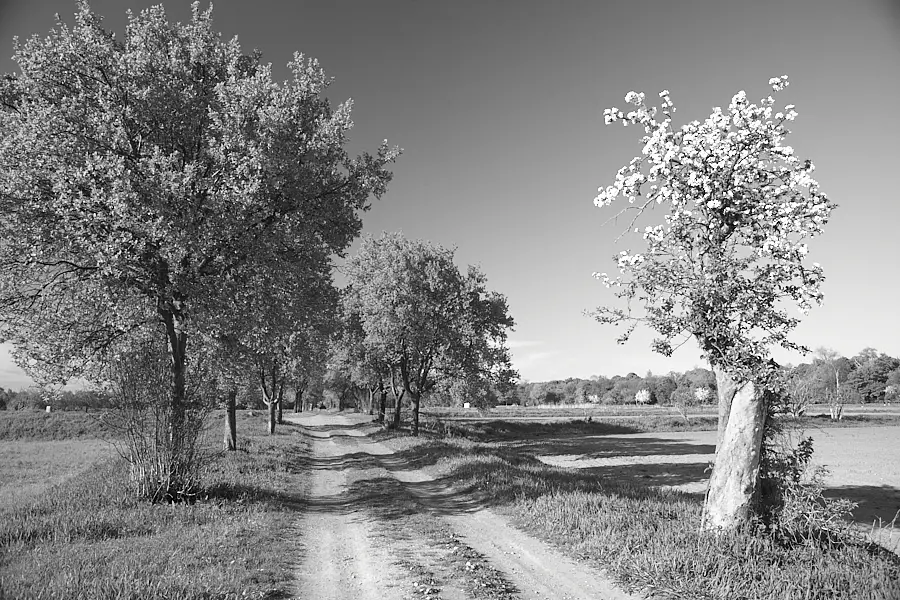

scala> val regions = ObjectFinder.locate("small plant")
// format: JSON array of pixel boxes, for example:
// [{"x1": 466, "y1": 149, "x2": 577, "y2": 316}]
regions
[{"x1": 755, "y1": 403, "x2": 857, "y2": 544}]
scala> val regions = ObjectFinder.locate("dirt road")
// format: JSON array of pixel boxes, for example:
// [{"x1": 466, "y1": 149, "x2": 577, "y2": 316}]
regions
[{"x1": 286, "y1": 411, "x2": 638, "y2": 600}]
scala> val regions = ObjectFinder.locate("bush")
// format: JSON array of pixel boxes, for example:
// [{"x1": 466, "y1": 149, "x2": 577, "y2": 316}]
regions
[
  {"x1": 756, "y1": 390, "x2": 858, "y2": 544},
  {"x1": 104, "y1": 340, "x2": 215, "y2": 502}
]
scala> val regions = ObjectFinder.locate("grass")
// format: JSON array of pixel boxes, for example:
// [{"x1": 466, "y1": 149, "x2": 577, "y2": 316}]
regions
[
  {"x1": 381, "y1": 429, "x2": 900, "y2": 600},
  {"x1": 419, "y1": 412, "x2": 900, "y2": 440},
  {"x1": 0, "y1": 409, "x2": 119, "y2": 441},
  {"x1": 0, "y1": 411, "x2": 309, "y2": 600},
  {"x1": 0, "y1": 438, "x2": 114, "y2": 510},
  {"x1": 421, "y1": 416, "x2": 720, "y2": 440}
]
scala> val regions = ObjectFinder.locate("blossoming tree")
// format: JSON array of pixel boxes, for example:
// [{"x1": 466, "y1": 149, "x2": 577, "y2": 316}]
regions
[{"x1": 593, "y1": 76, "x2": 834, "y2": 530}]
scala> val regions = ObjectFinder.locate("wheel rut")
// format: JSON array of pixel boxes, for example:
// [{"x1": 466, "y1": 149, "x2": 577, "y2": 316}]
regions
[{"x1": 287, "y1": 412, "x2": 639, "y2": 600}]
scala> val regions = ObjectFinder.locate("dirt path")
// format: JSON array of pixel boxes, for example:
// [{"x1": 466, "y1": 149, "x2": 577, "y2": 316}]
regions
[
  {"x1": 289, "y1": 412, "x2": 406, "y2": 600},
  {"x1": 286, "y1": 411, "x2": 638, "y2": 600}
]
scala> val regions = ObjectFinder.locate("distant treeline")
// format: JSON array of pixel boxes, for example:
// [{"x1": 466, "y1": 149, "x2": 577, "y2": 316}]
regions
[
  {"x1": 427, "y1": 347, "x2": 900, "y2": 408},
  {"x1": 2, "y1": 347, "x2": 898, "y2": 411}
]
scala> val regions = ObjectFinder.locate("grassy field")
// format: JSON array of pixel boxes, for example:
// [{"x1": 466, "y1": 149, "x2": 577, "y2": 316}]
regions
[
  {"x1": 0, "y1": 410, "x2": 119, "y2": 441},
  {"x1": 379, "y1": 422, "x2": 900, "y2": 600},
  {"x1": 417, "y1": 412, "x2": 900, "y2": 442},
  {"x1": 425, "y1": 403, "x2": 900, "y2": 422},
  {"x1": 0, "y1": 410, "x2": 309, "y2": 600}
]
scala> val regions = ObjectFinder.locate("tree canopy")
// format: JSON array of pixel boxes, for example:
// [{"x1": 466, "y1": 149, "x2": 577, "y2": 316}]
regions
[
  {"x1": 0, "y1": 1, "x2": 397, "y2": 495},
  {"x1": 342, "y1": 232, "x2": 516, "y2": 434},
  {"x1": 0, "y1": 2, "x2": 397, "y2": 386},
  {"x1": 594, "y1": 76, "x2": 833, "y2": 382}
]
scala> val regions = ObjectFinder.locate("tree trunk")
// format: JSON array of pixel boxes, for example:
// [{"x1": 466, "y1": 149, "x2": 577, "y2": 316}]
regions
[
  {"x1": 160, "y1": 305, "x2": 188, "y2": 475},
  {"x1": 276, "y1": 379, "x2": 284, "y2": 425},
  {"x1": 162, "y1": 310, "x2": 187, "y2": 440},
  {"x1": 713, "y1": 365, "x2": 742, "y2": 451},
  {"x1": 392, "y1": 390, "x2": 403, "y2": 429},
  {"x1": 224, "y1": 388, "x2": 237, "y2": 451},
  {"x1": 268, "y1": 398, "x2": 276, "y2": 435},
  {"x1": 411, "y1": 392, "x2": 420, "y2": 436},
  {"x1": 368, "y1": 388, "x2": 375, "y2": 415},
  {"x1": 294, "y1": 386, "x2": 303, "y2": 413},
  {"x1": 702, "y1": 372, "x2": 766, "y2": 531}
]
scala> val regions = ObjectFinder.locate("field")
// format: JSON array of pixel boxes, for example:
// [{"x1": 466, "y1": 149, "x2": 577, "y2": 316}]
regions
[
  {"x1": 1, "y1": 408, "x2": 898, "y2": 600},
  {"x1": 0, "y1": 409, "x2": 309, "y2": 600}
]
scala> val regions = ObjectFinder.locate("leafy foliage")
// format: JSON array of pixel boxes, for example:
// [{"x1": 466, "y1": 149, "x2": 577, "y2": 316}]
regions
[
  {"x1": 0, "y1": 1, "x2": 398, "y2": 383},
  {"x1": 342, "y1": 233, "x2": 516, "y2": 432}
]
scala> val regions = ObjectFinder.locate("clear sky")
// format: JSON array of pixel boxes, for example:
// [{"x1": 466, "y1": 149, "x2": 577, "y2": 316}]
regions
[{"x1": 1, "y1": 0, "x2": 898, "y2": 387}]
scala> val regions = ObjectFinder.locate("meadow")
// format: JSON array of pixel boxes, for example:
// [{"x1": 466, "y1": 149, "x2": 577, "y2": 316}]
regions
[
  {"x1": 3, "y1": 408, "x2": 899, "y2": 600},
  {"x1": 0, "y1": 410, "x2": 308, "y2": 600}
]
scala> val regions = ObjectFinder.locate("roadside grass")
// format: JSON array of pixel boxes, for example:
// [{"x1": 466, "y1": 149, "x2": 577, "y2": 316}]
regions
[
  {"x1": 0, "y1": 411, "x2": 308, "y2": 600},
  {"x1": 383, "y1": 434, "x2": 900, "y2": 600}
]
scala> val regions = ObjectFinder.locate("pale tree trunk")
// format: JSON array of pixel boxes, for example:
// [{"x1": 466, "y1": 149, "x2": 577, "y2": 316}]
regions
[
  {"x1": 703, "y1": 366, "x2": 766, "y2": 531},
  {"x1": 368, "y1": 388, "x2": 375, "y2": 415},
  {"x1": 267, "y1": 398, "x2": 276, "y2": 435},
  {"x1": 390, "y1": 367, "x2": 404, "y2": 428},
  {"x1": 713, "y1": 365, "x2": 743, "y2": 450},
  {"x1": 276, "y1": 378, "x2": 284, "y2": 425},
  {"x1": 259, "y1": 362, "x2": 279, "y2": 435},
  {"x1": 224, "y1": 387, "x2": 237, "y2": 451}
]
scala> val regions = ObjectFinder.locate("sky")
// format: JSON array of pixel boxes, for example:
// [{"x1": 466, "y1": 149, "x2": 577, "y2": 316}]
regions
[{"x1": 0, "y1": 0, "x2": 898, "y2": 387}]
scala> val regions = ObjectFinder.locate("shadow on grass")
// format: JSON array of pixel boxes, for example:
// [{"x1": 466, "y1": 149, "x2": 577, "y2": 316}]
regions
[
  {"x1": 518, "y1": 434, "x2": 715, "y2": 459},
  {"x1": 203, "y1": 481, "x2": 306, "y2": 511},
  {"x1": 298, "y1": 439, "x2": 703, "y2": 524},
  {"x1": 824, "y1": 484, "x2": 900, "y2": 527},
  {"x1": 575, "y1": 461, "x2": 709, "y2": 493}
]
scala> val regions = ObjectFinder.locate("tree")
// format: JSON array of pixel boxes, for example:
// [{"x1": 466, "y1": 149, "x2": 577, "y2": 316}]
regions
[
  {"x1": 0, "y1": 3, "x2": 397, "y2": 497},
  {"x1": 593, "y1": 77, "x2": 834, "y2": 530},
  {"x1": 813, "y1": 348, "x2": 852, "y2": 420},
  {"x1": 331, "y1": 306, "x2": 392, "y2": 420},
  {"x1": 846, "y1": 349, "x2": 899, "y2": 404},
  {"x1": 344, "y1": 233, "x2": 516, "y2": 435},
  {"x1": 634, "y1": 388, "x2": 653, "y2": 405}
]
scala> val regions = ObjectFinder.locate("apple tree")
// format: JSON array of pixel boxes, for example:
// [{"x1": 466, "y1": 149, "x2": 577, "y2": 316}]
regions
[{"x1": 593, "y1": 76, "x2": 834, "y2": 530}]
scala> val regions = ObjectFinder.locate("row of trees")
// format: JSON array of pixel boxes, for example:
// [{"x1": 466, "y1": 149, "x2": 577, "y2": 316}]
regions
[
  {"x1": 0, "y1": 3, "x2": 398, "y2": 500},
  {"x1": 0, "y1": 3, "x2": 516, "y2": 495}
]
